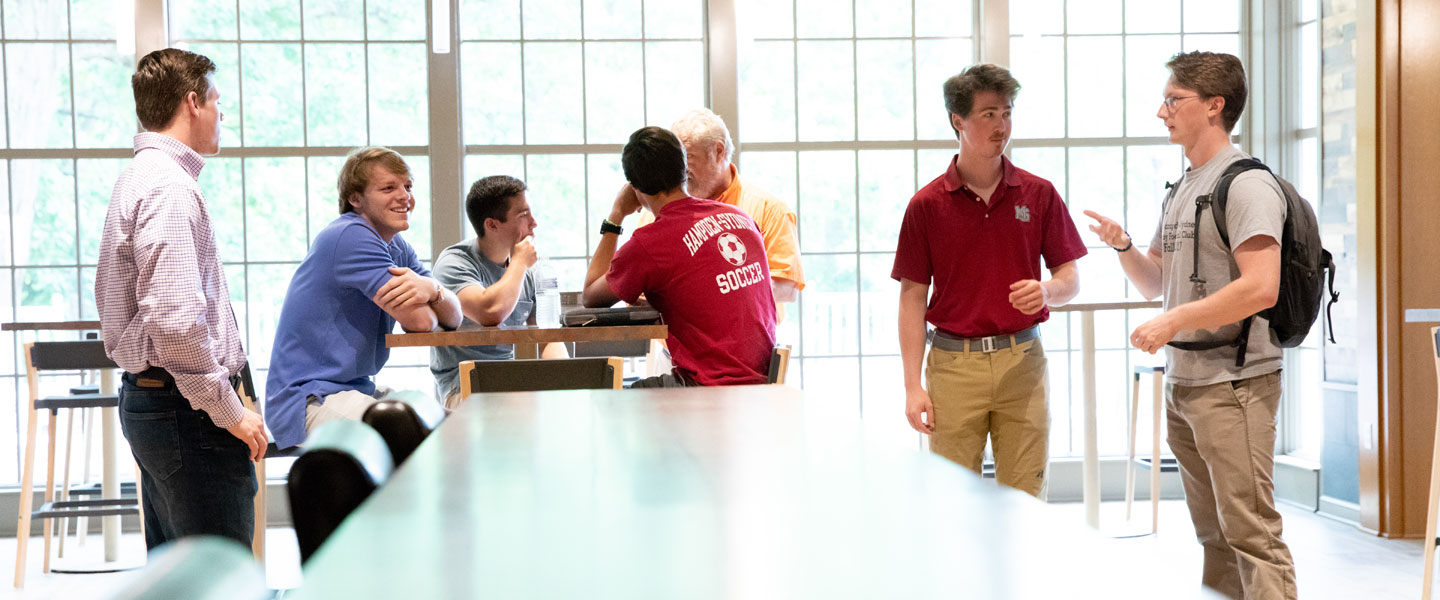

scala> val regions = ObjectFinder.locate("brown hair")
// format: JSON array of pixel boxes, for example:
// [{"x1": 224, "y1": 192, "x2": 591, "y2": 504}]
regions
[
  {"x1": 1166, "y1": 51, "x2": 1247, "y2": 132},
  {"x1": 466, "y1": 175, "x2": 527, "y2": 237},
  {"x1": 336, "y1": 147, "x2": 412, "y2": 214},
  {"x1": 943, "y1": 64, "x2": 1021, "y2": 133},
  {"x1": 132, "y1": 48, "x2": 216, "y2": 131}
]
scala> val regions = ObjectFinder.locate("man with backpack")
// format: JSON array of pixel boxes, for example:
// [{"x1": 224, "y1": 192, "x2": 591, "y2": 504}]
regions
[{"x1": 1086, "y1": 51, "x2": 1299, "y2": 600}]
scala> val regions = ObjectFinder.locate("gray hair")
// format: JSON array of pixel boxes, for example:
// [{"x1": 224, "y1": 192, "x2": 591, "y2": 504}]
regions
[{"x1": 670, "y1": 108, "x2": 734, "y2": 163}]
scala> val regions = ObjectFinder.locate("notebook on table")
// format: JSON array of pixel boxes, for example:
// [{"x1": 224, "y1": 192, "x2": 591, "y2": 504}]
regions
[{"x1": 561, "y1": 305, "x2": 663, "y2": 327}]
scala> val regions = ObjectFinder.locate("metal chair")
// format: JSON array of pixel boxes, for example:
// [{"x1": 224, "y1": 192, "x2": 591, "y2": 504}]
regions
[
  {"x1": 457, "y1": 356, "x2": 625, "y2": 400},
  {"x1": 14, "y1": 341, "x2": 141, "y2": 588},
  {"x1": 767, "y1": 345, "x2": 792, "y2": 385},
  {"x1": 105, "y1": 536, "x2": 266, "y2": 600},
  {"x1": 362, "y1": 391, "x2": 445, "y2": 467},
  {"x1": 287, "y1": 419, "x2": 393, "y2": 564}
]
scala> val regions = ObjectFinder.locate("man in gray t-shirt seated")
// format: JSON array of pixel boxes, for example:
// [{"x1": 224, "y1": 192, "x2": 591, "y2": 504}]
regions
[{"x1": 430, "y1": 175, "x2": 568, "y2": 407}]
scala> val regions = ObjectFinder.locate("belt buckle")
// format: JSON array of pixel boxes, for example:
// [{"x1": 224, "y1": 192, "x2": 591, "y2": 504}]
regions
[{"x1": 980, "y1": 336, "x2": 997, "y2": 353}]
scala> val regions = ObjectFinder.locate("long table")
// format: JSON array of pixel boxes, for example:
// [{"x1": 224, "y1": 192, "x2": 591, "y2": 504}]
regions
[
  {"x1": 294, "y1": 386, "x2": 1218, "y2": 599},
  {"x1": 385, "y1": 323, "x2": 667, "y2": 348}
]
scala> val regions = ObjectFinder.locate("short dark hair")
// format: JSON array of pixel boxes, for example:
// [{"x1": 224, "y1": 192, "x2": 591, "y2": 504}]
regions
[
  {"x1": 621, "y1": 126, "x2": 687, "y2": 196},
  {"x1": 943, "y1": 63, "x2": 1020, "y2": 129},
  {"x1": 1166, "y1": 51, "x2": 1247, "y2": 132},
  {"x1": 132, "y1": 48, "x2": 216, "y2": 131},
  {"x1": 466, "y1": 175, "x2": 527, "y2": 237},
  {"x1": 336, "y1": 146, "x2": 411, "y2": 214}
]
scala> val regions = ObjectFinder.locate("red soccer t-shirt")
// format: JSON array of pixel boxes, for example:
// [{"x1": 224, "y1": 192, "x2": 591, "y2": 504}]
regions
[
  {"x1": 891, "y1": 155, "x2": 1089, "y2": 338},
  {"x1": 607, "y1": 197, "x2": 778, "y2": 385}
]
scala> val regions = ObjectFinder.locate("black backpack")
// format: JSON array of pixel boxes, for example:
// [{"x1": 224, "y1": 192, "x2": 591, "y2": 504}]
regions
[{"x1": 1166, "y1": 158, "x2": 1339, "y2": 367}]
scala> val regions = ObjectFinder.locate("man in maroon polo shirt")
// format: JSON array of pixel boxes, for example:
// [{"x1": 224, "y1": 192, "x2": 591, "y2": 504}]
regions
[{"x1": 892, "y1": 64, "x2": 1087, "y2": 496}]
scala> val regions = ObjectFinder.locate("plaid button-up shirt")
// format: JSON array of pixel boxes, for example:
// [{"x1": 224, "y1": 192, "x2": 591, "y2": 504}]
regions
[{"x1": 96, "y1": 132, "x2": 247, "y2": 428}]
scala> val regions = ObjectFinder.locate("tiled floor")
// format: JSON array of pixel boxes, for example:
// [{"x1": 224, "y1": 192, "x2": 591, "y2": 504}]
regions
[
  {"x1": 0, "y1": 501, "x2": 1425, "y2": 599},
  {"x1": 3, "y1": 527, "x2": 300, "y2": 599}
]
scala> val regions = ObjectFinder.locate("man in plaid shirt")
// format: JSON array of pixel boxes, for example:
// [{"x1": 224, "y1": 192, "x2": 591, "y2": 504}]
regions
[{"x1": 95, "y1": 49, "x2": 266, "y2": 550}]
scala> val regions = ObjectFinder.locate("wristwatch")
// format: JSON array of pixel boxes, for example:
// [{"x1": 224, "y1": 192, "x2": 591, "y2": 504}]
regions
[{"x1": 600, "y1": 219, "x2": 623, "y2": 236}]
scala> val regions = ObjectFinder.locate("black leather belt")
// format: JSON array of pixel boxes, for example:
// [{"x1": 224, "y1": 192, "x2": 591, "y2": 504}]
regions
[
  {"x1": 929, "y1": 326, "x2": 1039, "y2": 354},
  {"x1": 124, "y1": 366, "x2": 242, "y2": 390}
]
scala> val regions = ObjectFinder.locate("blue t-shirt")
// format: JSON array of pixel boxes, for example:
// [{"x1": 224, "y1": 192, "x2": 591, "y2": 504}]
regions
[{"x1": 265, "y1": 212, "x2": 428, "y2": 448}]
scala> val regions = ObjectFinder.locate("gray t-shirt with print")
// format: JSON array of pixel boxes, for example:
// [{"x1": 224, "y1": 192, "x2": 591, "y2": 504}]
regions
[
  {"x1": 1148, "y1": 145, "x2": 1287, "y2": 386},
  {"x1": 428, "y1": 239, "x2": 536, "y2": 398}
]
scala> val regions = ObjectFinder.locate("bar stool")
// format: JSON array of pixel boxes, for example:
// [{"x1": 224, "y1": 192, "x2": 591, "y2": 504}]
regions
[
  {"x1": 1125, "y1": 364, "x2": 1164, "y2": 534},
  {"x1": 14, "y1": 341, "x2": 142, "y2": 588},
  {"x1": 1421, "y1": 327, "x2": 1440, "y2": 600}
]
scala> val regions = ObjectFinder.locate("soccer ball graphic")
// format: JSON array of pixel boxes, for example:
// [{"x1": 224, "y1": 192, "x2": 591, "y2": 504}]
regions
[{"x1": 717, "y1": 233, "x2": 747, "y2": 266}]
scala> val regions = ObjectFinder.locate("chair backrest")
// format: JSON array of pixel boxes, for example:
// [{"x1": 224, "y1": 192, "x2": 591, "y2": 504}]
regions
[
  {"x1": 287, "y1": 419, "x2": 394, "y2": 564},
  {"x1": 460, "y1": 357, "x2": 624, "y2": 397},
  {"x1": 29, "y1": 340, "x2": 117, "y2": 372},
  {"x1": 767, "y1": 345, "x2": 792, "y2": 385},
  {"x1": 106, "y1": 536, "x2": 266, "y2": 600},
  {"x1": 362, "y1": 391, "x2": 445, "y2": 466}
]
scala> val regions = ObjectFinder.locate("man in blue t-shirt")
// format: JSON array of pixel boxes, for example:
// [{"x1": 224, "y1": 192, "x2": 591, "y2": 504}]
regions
[
  {"x1": 266, "y1": 147, "x2": 462, "y2": 449},
  {"x1": 429, "y1": 175, "x2": 567, "y2": 407}
]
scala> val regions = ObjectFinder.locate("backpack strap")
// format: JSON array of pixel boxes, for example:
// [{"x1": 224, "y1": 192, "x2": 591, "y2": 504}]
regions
[
  {"x1": 1322, "y1": 248, "x2": 1339, "y2": 344},
  {"x1": 1167, "y1": 158, "x2": 1269, "y2": 366}
]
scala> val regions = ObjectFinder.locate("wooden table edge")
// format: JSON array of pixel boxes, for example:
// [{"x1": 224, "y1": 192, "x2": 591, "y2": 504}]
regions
[{"x1": 386, "y1": 324, "x2": 669, "y2": 348}]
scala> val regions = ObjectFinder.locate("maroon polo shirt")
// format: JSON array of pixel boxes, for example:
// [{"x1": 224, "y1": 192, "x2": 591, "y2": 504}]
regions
[{"x1": 891, "y1": 154, "x2": 1088, "y2": 338}]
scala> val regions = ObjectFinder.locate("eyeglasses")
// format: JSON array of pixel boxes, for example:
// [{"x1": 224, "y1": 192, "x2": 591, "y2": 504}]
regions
[{"x1": 1161, "y1": 95, "x2": 1199, "y2": 111}]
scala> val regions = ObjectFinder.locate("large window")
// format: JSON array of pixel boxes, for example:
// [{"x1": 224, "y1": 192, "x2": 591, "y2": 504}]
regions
[
  {"x1": 459, "y1": 0, "x2": 707, "y2": 294},
  {"x1": 1282, "y1": 0, "x2": 1323, "y2": 461},
  {"x1": 1, "y1": 0, "x2": 1333, "y2": 488},
  {"x1": 0, "y1": 0, "x2": 135, "y2": 484},
  {"x1": 734, "y1": 0, "x2": 978, "y2": 449},
  {"x1": 1006, "y1": 0, "x2": 1241, "y2": 458},
  {"x1": 167, "y1": 0, "x2": 436, "y2": 398}
]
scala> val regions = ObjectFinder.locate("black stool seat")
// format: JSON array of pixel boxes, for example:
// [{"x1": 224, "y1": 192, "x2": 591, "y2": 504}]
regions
[
  {"x1": 32, "y1": 497, "x2": 139, "y2": 520},
  {"x1": 1131, "y1": 456, "x2": 1180, "y2": 472},
  {"x1": 69, "y1": 384, "x2": 100, "y2": 395},
  {"x1": 35, "y1": 393, "x2": 118, "y2": 411},
  {"x1": 65, "y1": 481, "x2": 138, "y2": 498}
]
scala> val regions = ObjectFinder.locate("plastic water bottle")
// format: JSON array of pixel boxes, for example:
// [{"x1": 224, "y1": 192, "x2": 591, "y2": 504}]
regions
[{"x1": 533, "y1": 260, "x2": 561, "y2": 328}]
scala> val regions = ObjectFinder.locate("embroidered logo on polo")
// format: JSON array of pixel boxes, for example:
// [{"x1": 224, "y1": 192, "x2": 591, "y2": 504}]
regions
[{"x1": 1014, "y1": 205, "x2": 1031, "y2": 223}]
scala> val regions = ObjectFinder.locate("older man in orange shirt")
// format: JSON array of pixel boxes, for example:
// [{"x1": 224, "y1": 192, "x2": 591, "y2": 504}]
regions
[{"x1": 636, "y1": 109, "x2": 805, "y2": 314}]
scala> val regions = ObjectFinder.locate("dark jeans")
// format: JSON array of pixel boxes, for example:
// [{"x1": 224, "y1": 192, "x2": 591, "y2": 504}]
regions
[
  {"x1": 628, "y1": 371, "x2": 695, "y2": 389},
  {"x1": 119, "y1": 372, "x2": 256, "y2": 551}
]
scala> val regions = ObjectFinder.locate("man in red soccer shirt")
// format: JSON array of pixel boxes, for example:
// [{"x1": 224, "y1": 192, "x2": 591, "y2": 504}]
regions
[
  {"x1": 583, "y1": 126, "x2": 777, "y2": 388},
  {"x1": 892, "y1": 64, "x2": 1087, "y2": 496}
]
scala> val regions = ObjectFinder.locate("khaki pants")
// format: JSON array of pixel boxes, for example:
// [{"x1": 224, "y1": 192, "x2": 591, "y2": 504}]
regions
[
  {"x1": 925, "y1": 338, "x2": 1048, "y2": 497},
  {"x1": 1167, "y1": 371, "x2": 1297, "y2": 600},
  {"x1": 304, "y1": 386, "x2": 393, "y2": 434}
]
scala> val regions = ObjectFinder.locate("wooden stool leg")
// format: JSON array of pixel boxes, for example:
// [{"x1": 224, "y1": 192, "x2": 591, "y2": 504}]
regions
[
  {"x1": 1151, "y1": 371, "x2": 1164, "y2": 535},
  {"x1": 133, "y1": 458, "x2": 145, "y2": 544},
  {"x1": 58, "y1": 408, "x2": 76, "y2": 558},
  {"x1": 14, "y1": 345, "x2": 41, "y2": 589},
  {"x1": 1126, "y1": 373, "x2": 1140, "y2": 521},
  {"x1": 78, "y1": 406, "x2": 94, "y2": 548},
  {"x1": 252, "y1": 458, "x2": 266, "y2": 562},
  {"x1": 1423, "y1": 327, "x2": 1440, "y2": 600},
  {"x1": 42, "y1": 410, "x2": 57, "y2": 574}
]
